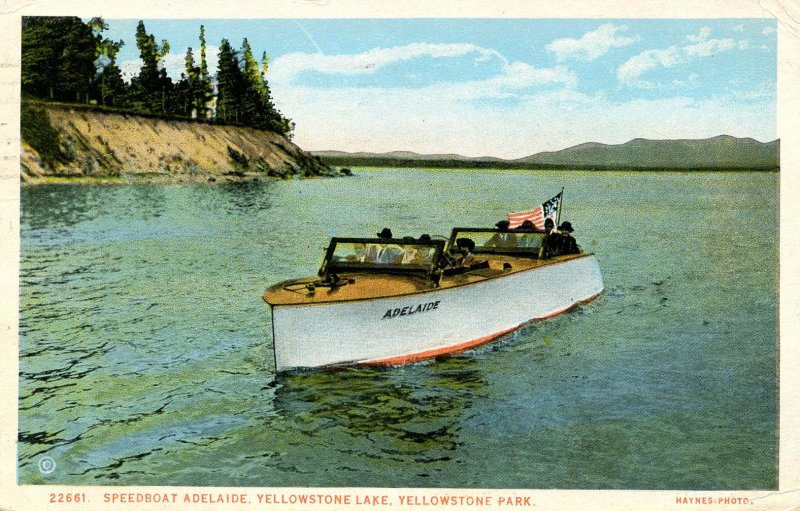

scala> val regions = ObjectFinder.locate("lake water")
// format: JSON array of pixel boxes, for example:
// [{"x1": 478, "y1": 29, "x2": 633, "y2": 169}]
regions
[{"x1": 18, "y1": 168, "x2": 778, "y2": 489}]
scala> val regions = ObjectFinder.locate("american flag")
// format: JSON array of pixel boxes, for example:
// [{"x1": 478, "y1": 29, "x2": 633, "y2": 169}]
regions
[{"x1": 507, "y1": 192, "x2": 562, "y2": 229}]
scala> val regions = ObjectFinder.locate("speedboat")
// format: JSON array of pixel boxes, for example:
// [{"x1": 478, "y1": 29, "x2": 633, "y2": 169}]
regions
[{"x1": 263, "y1": 226, "x2": 603, "y2": 372}]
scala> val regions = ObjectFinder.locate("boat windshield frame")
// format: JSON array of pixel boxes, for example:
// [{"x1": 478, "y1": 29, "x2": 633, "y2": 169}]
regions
[
  {"x1": 448, "y1": 227, "x2": 547, "y2": 258},
  {"x1": 318, "y1": 237, "x2": 447, "y2": 277}
]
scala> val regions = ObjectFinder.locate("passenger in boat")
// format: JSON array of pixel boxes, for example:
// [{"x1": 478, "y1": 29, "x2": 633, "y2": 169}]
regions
[
  {"x1": 514, "y1": 220, "x2": 541, "y2": 249},
  {"x1": 486, "y1": 220, "x2": 517, "y2": 248},
  {"x1": 363, "y1": 228, "x2": 394, "y2": 263},
  {"x1": 454, "y1": 238, "x2": 477, "y2": 266},
  {"x1": 374, "y1": 229, "x2": 404, "y2": 264},
  {"x1": 401, "y1": 234, "x2": 434, "y2": 265},
  {"x1": 540, "y1": 218, "x2": 560, "y2": 258},
  {"x1": 557, "y1": 221, "x2": 580, "y2": 254}
]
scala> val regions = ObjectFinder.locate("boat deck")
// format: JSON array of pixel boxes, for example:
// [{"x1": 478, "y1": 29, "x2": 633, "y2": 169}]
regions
[{"x1": 264, "y1": 253, "x2": 588, "y2": 305}]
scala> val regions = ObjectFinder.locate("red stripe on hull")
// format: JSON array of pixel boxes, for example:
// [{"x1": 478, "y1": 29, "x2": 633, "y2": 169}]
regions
[{"x1": 360, "y1": 291, "x2": 602, "y2": 367}]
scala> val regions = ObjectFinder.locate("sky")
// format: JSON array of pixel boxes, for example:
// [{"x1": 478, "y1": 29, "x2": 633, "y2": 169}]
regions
[{"x1": 103, "y1": 18, "x2": 777, "y2": 159}]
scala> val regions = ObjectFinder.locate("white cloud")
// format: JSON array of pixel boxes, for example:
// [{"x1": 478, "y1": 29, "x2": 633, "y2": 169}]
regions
[
  {"x1": 687, "y1": 27, "x2": 712, "y2": 43},
  {"x1": 762, "y1": 26, "x2": 776, "y2": 35},
  {"x1": 684, "y1": 38, "x2": 736, "y2": 57},
  {"x1": 616, "y1": 47, "x2": 681, "y2": 83},
  {"x1": 269, "y1": 43, "x2": 508, "y2": 84},
  {"x1": 269, "y1": 43, "x2": 575, "y2": 101},
  {"x1": 617, "y1": 28, "x2": 746, "y2": 87},
  {"x1": 545, "y1": 23, "x2": 638, "y2": 62}
]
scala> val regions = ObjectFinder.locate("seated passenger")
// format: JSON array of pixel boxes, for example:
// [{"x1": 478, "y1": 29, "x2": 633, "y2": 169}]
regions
[
  {"x1": 454, "y1": 238, "x2": 477, "y2": 266},
  {"x1": 485, "y1": 220, "x2": 517, "y2": 248},
  {"x1": 557, "y1": 221, "x2": 580, "y2": 254},
  {"x1": 364, "y1": 228, "x2": 394, "y2": 263},
  {"x1": 540, "y1": 218, "x2": 560, "y2": 258}
]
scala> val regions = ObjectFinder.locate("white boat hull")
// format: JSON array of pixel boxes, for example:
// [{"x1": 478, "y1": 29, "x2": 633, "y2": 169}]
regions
[{"x1": 269, "y1": 254, "x2": 603, "y2": 371}]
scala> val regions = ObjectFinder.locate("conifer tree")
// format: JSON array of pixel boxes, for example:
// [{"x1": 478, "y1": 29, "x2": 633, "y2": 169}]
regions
[
  {"x1": 130, "y1": 20, "x2": 173, "y2": 114},
  {"x1": 175, "y1": 47, "x2": 199, "y2": 117},
  {"x1": 21, "y1": 17, "x2": 96, "y2": 102},
  {"x1": 240, "y1": 38, "x2": 265, "y2": 127},
  {"x1": 215, "y1": 39, "x2": 243, "y2": 123},
  {"x1": 197, "y1": 25, "x2": 213, "y2": 119}
]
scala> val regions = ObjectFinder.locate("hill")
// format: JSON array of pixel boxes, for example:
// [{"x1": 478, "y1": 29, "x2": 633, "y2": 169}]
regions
[
  {"x1": 20, "y1": 102, "x2": 340, "y2": 184},
  {"x1": 313, "y1": 136, "x2": 779, "y2": 171},
  {"x1": 516, "y1": 135, "x2": 779, "y2": 170}
]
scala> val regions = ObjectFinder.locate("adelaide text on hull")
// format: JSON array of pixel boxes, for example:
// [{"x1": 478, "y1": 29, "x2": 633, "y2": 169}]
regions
[{"x1": 263, "y1": 222, "x2": 604, "y2": 372}]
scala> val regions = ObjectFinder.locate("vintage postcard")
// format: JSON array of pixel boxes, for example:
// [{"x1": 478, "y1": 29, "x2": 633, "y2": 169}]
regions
[{"x1": 1, "y1": 0, "x2": 798, "y2": 510}]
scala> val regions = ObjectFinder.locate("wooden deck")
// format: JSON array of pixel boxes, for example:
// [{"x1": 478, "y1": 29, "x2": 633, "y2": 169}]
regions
[{"x1": 263, "y1": 253, "x2": 588, "y2": 306}]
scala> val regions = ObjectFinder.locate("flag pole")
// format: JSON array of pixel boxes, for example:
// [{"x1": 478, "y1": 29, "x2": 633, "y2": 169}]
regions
[{"x1": 557, "y1": 187, "x2": 564, "y2": 226}]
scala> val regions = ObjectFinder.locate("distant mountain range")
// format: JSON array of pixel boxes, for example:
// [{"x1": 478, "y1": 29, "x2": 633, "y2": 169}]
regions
[{"x1": 313, "y1": 135, "x2": 780, "y2": 170}]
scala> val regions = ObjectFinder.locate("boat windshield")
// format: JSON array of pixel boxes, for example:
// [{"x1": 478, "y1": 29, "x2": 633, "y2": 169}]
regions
[
  {"x1": 449, "y1": 228, "x2": 546, "y2": 257},
  {"x1": 319, "y1": 237, "x2": 446, "y2": 276}
]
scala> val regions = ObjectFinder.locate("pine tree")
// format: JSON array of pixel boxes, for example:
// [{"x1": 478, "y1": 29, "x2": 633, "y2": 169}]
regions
[
  {"x1": 130, "y1": 20, "x2": 173, "y2": 114},
  {"x1": 240, "y1": 38, "x2": 265, "y2": 127},
  {"x1": 173, "y1": 72, "x2": 191, "y2": 117},
  {"x1": 21, "y1": 17, "x2": 96, "y2": 102},
  {"x1": 183, "y1": 47, "x2": 200, "y2": 117},
  {"x1": 197, "y1": 25, "x2": 213, "y2": 119},
  {"x1": 216, "y1": 39, "x2": 243, "y2": 123},
  {"x1": 21, "y1": 17, "x2": 60, "y2": 99},
  {"x1": 258, "y1": 51, "x2": 291, "y2": 135}
]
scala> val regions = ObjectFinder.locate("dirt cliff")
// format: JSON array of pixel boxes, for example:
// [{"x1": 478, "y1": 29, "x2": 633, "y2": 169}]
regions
[{"x1": 20, "y1": 102, "x2": 340, "y2": 184}]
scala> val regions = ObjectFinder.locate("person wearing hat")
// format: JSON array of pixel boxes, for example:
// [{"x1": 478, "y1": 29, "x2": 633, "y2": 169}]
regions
[
  {"x1": 543, "y1": 218, "x2": 557, "y2": 235},
  {"x1": 515, "y1": 219, "x2": 542, "y2": 249},
  {"x1": 374, "y1": 227, "x2": 405, "y2": 264},
  {"x1": 540, "y1": 217, "x2": 561, "y2": 258},
  {"x1": 486, "y1": 220, "x2": 517, "y2": 248},
  {"x1": 557, "y1": 221, "x2": 580, "y2": 255},
  {"x1": 364, "y1": 227, "x2": 393, "y2": 263}
]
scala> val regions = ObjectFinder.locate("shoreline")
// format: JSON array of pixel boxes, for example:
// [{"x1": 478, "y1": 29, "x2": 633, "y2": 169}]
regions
[
  {"x1": 316, "y1": 161, "x2": 779, "y2": 173},
  {"x1": 19, "y1": 165, "x2": 777, "y2": 187},
  {"x1": 19, "y1": 171, "x2": 344, "y2": 187}
]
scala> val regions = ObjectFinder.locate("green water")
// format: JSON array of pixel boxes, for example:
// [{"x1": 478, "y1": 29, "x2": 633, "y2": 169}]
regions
[{"x1": 18, "y1": 169, "x2": 778, "y2": 488}]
